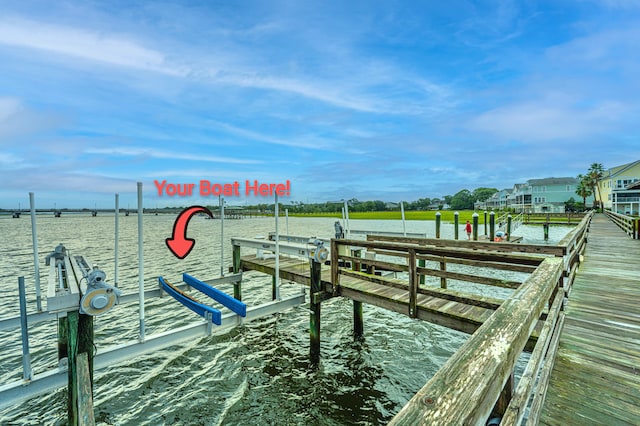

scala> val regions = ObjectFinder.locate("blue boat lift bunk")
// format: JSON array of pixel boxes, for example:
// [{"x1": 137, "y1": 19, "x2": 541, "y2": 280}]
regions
[{"x1": 158, "y1": 273, "x2": 247, "y2": 326}]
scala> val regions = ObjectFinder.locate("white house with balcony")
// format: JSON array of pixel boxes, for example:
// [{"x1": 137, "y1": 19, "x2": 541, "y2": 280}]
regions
[{"x1": 599, "y1": 160, "x2": 640, "y2": 215}]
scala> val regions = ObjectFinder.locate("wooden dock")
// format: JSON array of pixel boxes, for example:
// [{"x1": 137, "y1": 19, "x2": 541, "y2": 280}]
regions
[
  {"x1": 539, "y1": 214, "x2": 640, "y2": 425},
  {"x1": 239, "y1": 254, "x2": 500, "y2": 335}
]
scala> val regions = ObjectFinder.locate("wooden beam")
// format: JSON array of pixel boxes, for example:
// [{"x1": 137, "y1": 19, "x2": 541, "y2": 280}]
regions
[{"x1": 389, "y1": 257, "x2": 563, "y2": 425}]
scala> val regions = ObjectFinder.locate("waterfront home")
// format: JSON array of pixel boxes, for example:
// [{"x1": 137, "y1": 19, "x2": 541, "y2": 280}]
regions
[{"x1": 599, "y1": 160, "x2": 640, "y2": 215}]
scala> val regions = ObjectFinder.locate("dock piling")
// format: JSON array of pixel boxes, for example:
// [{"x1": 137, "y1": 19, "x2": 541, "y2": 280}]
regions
[
  {"x1": 309, "y1": 259, "x2": 322, "y2": 364},
  {"x1": 490, "y1": 211, "x2": 495, "y2": 241},
  {"x1": 507, "y1": 215, "x2": 512, "y2": 242},
  {"x1": 18, "y1": 277, "x2": 32, "y2": 381},
  {"x1": 351, "y1": 253, "x2": 364, "y2": 339},
  {"x1": 435, "y1": 211, "x2": 441, "y2": 239},
  {"x1": 454, "y1": 211, "x2": 459, "y2": 240},
  {"x1": 232, "y1": 244, "x2": 242, "y2": 300},
  {"x1": 29, "y1": 192, "x2": 42, "y2": 312},
  {"x1": 137, "y1": 182, "x2": 145, "y2": 341},
  {"x1": 473, "y1": 212, "x2": 479, "y2": 241}
]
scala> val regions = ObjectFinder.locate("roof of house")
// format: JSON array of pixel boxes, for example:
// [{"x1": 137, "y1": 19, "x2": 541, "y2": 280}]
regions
[
  {"x1": 606, "y1": 160, "x2": 640, "y2": 178},
  {"x1": 527, "y1": 177, "x2": 577, "y2": 186}
]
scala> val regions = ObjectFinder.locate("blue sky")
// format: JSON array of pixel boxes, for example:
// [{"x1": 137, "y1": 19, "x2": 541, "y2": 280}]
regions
[{"x1": 1, "y1": 0, "x2": 639, "y2": 209}]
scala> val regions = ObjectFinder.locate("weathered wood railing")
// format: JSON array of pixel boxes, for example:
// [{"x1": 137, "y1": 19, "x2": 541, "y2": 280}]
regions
[
  {"x1": 603, "y1": 209, "x2": 639, "y2": 239},
  {"x1": 524, "y1": 211, "x2": 586, "y2": 224},
  {"x1": 326, "y1": 212, "x2": 593, "y2": 424},
  {"x1": 388, "y1": 257, "x2": 564, "y2": 425}
]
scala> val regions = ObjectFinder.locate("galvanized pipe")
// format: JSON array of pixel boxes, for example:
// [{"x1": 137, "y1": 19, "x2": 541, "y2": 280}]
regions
[
  {"x1": 18, "y1": 277, "x2": 32, "y2": 380},
  {"x1": 220, "y1": 195, "x2": 225, "y2": 277},
  {"x1": 137, "y1": 182, "x2": 145, "y2": 341},
  {"x1": 274, "y1": 193, "x2": 280, "y2": 300},
  {"x1": 401, "y1": 201, "x2": 406, "y2": 236},
  {"x1": 29, "y1": 192, "x2": 42, "y2": 311},
  {"x1": 343, "y1": 200, "x2": 350, "y2": 239},
  {"x1": 115, "y1": 193, "x2": 119, "y2": 287}
]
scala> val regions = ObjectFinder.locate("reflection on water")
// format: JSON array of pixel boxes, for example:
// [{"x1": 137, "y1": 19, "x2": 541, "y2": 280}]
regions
[{"x1": 0, "y1": 214, "x2": 571, "y2": 425}]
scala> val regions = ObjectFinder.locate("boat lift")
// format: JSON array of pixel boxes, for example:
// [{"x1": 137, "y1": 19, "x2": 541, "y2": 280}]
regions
[{"x1": 158, "y1": 273, "x2": 248, "y2": 328}]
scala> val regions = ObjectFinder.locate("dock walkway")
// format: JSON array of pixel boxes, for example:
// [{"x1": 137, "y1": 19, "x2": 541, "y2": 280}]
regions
[{"x1": 540, "y1": 214, "x2": 640, "y2": 425}]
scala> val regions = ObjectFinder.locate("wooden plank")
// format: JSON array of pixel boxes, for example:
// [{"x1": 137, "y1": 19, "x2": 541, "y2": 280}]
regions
[
  {"x1": 540, "y1": 213, "x2": 640, "y2": 425},
  {"x1": 389, "y1": 257, "x2": 563, "y2": 425},
  {"x1": 76, "y1": 352, "x2": 95, "y2": 426}
]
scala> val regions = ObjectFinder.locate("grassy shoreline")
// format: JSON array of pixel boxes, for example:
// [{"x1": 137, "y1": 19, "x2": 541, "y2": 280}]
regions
[{"x1": 288, "y1": 210, "x2": 483, "y2": 222}]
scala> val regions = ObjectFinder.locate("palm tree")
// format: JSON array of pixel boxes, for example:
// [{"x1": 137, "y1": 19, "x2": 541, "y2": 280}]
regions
[
  {"x1": 587, "y1": 163, "x2": 605, "y2": 209},
  {"x1": 576, "y1": 174, "x2": 592, "y2": 210}
]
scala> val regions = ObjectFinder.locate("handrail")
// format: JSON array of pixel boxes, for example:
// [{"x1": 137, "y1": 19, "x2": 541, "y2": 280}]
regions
[
  {"x1": 603, "y1": 209, "x2": 639, "y2": 239},
  {"x1": 389, "y1": 257, "x2": 564, "y2": 425}
]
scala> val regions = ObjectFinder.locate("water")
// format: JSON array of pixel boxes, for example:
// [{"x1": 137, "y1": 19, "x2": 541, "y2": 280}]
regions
[{"x1": 0, "y1": 214, "x2": 572, "y2": 425}]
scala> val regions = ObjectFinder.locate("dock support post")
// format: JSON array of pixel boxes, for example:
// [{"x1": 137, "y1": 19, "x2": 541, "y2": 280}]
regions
[
  {"x1": 435, "y1": 212, "x2": 441, "y2": 239},
  {"x1": 309, "y1": 259, "x2": 322, "y2": 364},
  {"x1": 454, "y1": 211, "x2": 459, "y2": 240},
  {"x1": 29, "y1": 192, "x2": 42, "y2": 311},
  {"x1": 440, "y1": 261, "x2": 447, "y2": 289},
  {"x1": 351, "y1": 253, "x2": 364, "y2": 339},
  {"x1": 353, "y1": 301, "x2": 363, "y2": 340},
  {"x1": 18, "y1": 277, "x2": 32, "y2": 380},
  {"x1": 408, "y1": 249, "x2": 418, "y2": 317},
  {"x1": 62, "y1": 310, "x2": 95, "y2": 426},
  {"x1": 489, "y1": 211, "x2": 495, "y2": 241},
  {"x1": 114, "y1": 194, "x2": 119, "y2": 288},
  {"x1": 232, "y1": 244, "x2": 242, "y2": 300},
  {"x1": 483, "y1": 210, "x2": 487, "y2": 236},
  {"x1": 66, "y1": 311, "x2": 80, "y2": 425},
  {"x1": 507, "y1": 215, "x2": 512, "y2": 242},
  {"x1": 492, "y1": 371, "x2": 514, "y2": 420},
  {"x1": 543, "y1": 222, "x2": 550, "y2": 240},
  {"x1": 137, "y1": 182, "x2": 145, "y2": 341},
  {"x1": 472, "y1": 212, "x2": 479, "y2": 241}
]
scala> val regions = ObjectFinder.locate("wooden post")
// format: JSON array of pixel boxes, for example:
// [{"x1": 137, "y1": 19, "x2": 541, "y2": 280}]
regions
[
  {"x1": 272, "y1": 276, "x2": 277, "y2": 300},
  {"x1": 454, "y1": 211, "x2": 459, "y2": 240},
  {"x1": 353, "y1": 301, "x2": 363, "y2": 340},
  {"x1": 351, "y1": 253, "x2": 364, "y2": 339},
  {"x1": 435, "y1": 212, "x2": 441, "y2": 239},
  {"x1": 492, "y1": 371, "x2": 514, "y2": 419},
  {"x1": 330, "y1": 239, "x2": 339, "y2": 295},
  {"x1": 489, "y1": 211, "x2": 495, "y2": 242},
  {"x1": 408, "y1": 249, "x2": 418, "y2": 318},
  {"x1": 483, "y1": 211, "x2": 487, "y2": 236},
  {"x1": 440, "y1": 260, "x2": 447, "y2": 289},
  {"x1": 66, "y1": 311, "x2": 79, "y2": 425},
  {"x1": 77, "y1": 352, "x2": 95, "y2": 425},
  {"x1": 543, "y1": 223, "x2": 550, "y2": 240},
  {"x1": 232, "y1": 244, "x2": 242, "y2": 300},
  {"x1": 472, "y1": 213, "x2": 479, "y2": 241},
  {"x1": 78, "y1": 314, "x2": 94, "y2": 389},
  {"x1": 507, "y1": 215, "x2": 512, "y2": 242},
  {"x1": 419, "y1": 258, "x2": 425, "y2": 285},
  {"x1": 309, "y1": 259, "x2": 322, "y2": 364},
  {"x1": 61, "y1": 311, "x2": 95, "y2": 426}
]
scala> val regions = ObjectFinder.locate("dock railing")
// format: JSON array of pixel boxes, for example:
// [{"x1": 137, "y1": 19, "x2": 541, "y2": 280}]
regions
[
  {"x1": 388, "y1": 256, "x2": 564, "y2": 425},
  {"x1": 524, "y1": 211, "x2": 586, "y2": 225},
  {"x1": 327, "y1": 211, "x2": 593, "y2": 424},
  {"x1": 603, "y1": 209, "x2": 639, "y2": 239}
]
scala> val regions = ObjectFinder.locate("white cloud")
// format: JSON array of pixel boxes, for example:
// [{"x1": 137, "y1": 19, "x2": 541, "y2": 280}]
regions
[
  {"x1": 0, "y1": 17, "x2": 185, "y2": 75},
  {"x1": 469, "y1": 100, "x2": 625, "y2": 141},
  {"x1": 0, "y1": 97, "x2": 22, "y2": 121},
  {"x1": 84, "y1": 146, "x2": 262, "y2": 164}
]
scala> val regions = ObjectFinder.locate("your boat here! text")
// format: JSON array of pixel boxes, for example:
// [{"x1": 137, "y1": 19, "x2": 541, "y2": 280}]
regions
[{"x1": 154, "y1": 179, "x2": 290, "y2": 197}]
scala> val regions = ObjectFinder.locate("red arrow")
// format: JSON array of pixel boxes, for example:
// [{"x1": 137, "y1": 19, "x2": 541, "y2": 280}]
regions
[{"x1": 166, "y1": 206, "x2": 213, "y2": 259}]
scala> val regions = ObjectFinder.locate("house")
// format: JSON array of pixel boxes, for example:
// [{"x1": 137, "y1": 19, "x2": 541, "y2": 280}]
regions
[
  {"x1": 599, "y1": 160, "x2": 640, "y2": 215},
  {"x1": 526, "y1": 177, "x2": 589, "y2": 213},
  {"x1": 493, "y1": 178, "x2": 590, "y2": 213},
  {"x1": 506, "y1": 183, "x2": 531, "y2": 212}
]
